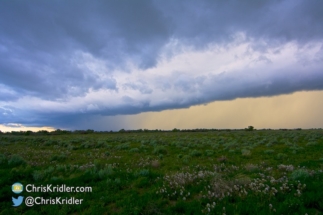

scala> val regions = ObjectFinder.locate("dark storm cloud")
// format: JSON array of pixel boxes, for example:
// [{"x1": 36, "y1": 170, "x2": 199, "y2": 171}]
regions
[
  {"x1": 156, "y1": 0, "x2": 323, "y2": 46},
  {"x1": 0, "y1": 0, "x2": 170, "y2": 62},
  {"x1": 1, "y1": 0, "x2": 323, "y2": 129},
  {"x1": 0, "y1": 0, "x2": 168, "y2": 100},
  {"x1": 1, "y1": 0, "x2": 322, "y2": 97},
  {"x1": 203, "y1": 69, "x2": 323, "y2": 101}
]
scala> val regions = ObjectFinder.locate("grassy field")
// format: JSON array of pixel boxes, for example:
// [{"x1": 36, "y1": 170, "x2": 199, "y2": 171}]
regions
[{"x1": 1, "y1": 129, "x2": 323, "y2": 214}]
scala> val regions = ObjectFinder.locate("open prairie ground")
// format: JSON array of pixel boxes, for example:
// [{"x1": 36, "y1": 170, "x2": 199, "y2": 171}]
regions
[{"x1": 1, "y1": 129, "x2": 323, "y2": 214}]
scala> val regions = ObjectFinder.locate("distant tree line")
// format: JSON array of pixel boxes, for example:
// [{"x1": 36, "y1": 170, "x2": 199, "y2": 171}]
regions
[{"x1": 0, "y1": 127, "x2": 321, "y2": 135}]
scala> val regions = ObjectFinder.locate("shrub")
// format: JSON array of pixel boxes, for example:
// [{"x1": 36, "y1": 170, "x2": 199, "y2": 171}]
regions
[
  {"x1": 134, "y1": 169, "x2": 150, "y2": 177},
  {"x1": 223, "y1": 141, "x2": 237, "y2": 150},
  {"x1": 98, "y1": 166, "x2": 114, "y2": 179},
  {"x1": 158, "y1": 154, "x2": 164, "y2": 160},
  {"x1": 0, "y1": 153, "x2": 6, "y2": 164},
  {"x1": 181, "y1": 147, "x2": 189, "y2": 151},
  {"x1": 182, "y1": 155, "x2": 191, "y2": 164},
  {"x1": 0, "y1": 141, "x2": 10, "y2": 146},
  {"x1": 67, "y1": 144, "x2": 77, "y2": 150},
  {"x1": 190, "y1": 150, "x2": 202, "y2": 157},
  {"x1": 44, "y1": 140, "x2": 58, "y2": 146},
  {"x1": 50, "y1": 176, "x2": 63, "y2": 182},
  {"x1": 306, "y1": 141, "x2": 317, "y2": 146},
  {"x1": 258, "y1": 139, "x2": 267, "y2": 145},
  {"x1": 211, "y1": 144, "x2": 219, "y2": 149},
  {"x1": 264, "y1": 150, "x2": 275, "y2": 154},
  {"x1": 80, "y1": 142, "x2": 93, "y2": 149},
  {"x1": 205, "y1": 150, "x2": 214, "y2": 156},
  {"x1": 153, "y1": 146, "x2": 167, "y2": 155},
  {"x1": 233, "y1": 174, "x2": 252, "y2": 186},
  {"x1": 50, "y1": 154, "x2": 67, "y2": 162},
  {"x1": 94, "y1": 159, "x2": 105, "y2": 169},
  {"x1": 8, "y1": 154, "x2": 26, "y2": 166},
  {"x1": 289, "y1": 145, "x2": 302, "y2": 154},
  {"x1": 139, "y1": 144, "x2": 147, "y2": 149},
  {"x1": 175, "y1": 142, "x2": 184, "y2": 148},
  {"x1": 245, "y1": 164, "x2": 258, "y2": 172},
  {"x1": 55, "y1": 164, "x2": 65, "y2": 172},
  {"x1": 97, "y1": 140, "x2": 106, "y2": 148},
  {"x1": 278, "y1": 164, "x2": 294, "y2": 172},
  {"x1": 217, "y1": 156, "x2": 227, "y2": 163},
  {"x1": 150, "y1": 140, "x2": 158, "y2": 146},
  {"x1": 33, "y1": 170, "x2": 45, "y2": 182},
  {"x1": 129, "y1": 148, "x2": 140, "y2": 153},
  {"x1": 265, "y1": 143, "x2": 272, "y2": 147},
  {"x1": 105, "y1": 144, "x2": 113, "y2": 149},
  {"x1": 290, "y1": 169, "x2": 310, "y2": 180},
  {"x1": 241, "y1": 149, "x2": 251, "y2": 157},
  {"x1": 151, "y1": 160, "x2": 160, "y2": 168},
  {"x1": 115, "y1": 143, "x2": 130, "y2": 150},
  {"x1": 44, "y1": 166, "x2": 55, "y2": 175},
  {"x1": 276, "y1": 153, "x2": 287, "y2": 160},
  {"x1": 114, "y1": 178, "x2": 121, "y2": 186},
  {"x1": 284, "y1": 141, "x2": 293, "y2": 146}
]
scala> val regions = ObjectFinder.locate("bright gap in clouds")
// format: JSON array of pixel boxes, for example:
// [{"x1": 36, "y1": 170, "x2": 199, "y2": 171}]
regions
[{"x1": 0, "y1": 124, "x2": 55, "y2": 132}]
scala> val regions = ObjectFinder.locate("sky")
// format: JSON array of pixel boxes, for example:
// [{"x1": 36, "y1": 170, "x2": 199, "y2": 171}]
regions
[{"x1": 1, "y1": 0, "x2": 323, "y2": 132}]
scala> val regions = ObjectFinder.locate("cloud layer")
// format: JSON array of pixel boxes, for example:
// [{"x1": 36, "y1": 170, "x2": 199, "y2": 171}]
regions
[{"x1": 1, "y1": 0, "x2": 323, "y2": 129}]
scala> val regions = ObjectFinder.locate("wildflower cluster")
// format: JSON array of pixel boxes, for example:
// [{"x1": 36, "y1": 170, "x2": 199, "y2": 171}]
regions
[{"x1": 157, "y1": 162, "x2": 312, "y2": 207}]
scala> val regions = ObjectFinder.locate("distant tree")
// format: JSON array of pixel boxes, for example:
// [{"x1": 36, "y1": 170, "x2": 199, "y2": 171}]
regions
[
  {"x1": 52, "y1": 129, "x2": 71, "y2": 134},
  {"x1": 37, "y1": 130, "x2": 49, "y2": 135},
  {"x1": 119, "y1": 129, "x2": 126, "y2": 133},
  {"x1": 172, "y1": 128, "x2": 180, "y2": 132},
  {"x1": 245, "y1": 126, "x2": 254, "y2": 131},
  {"x1": 25, "y1": 130, "x2": 33, "y2": 136}
]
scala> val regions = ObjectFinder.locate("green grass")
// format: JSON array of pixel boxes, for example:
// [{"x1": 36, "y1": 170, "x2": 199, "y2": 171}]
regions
[{"x1": 0, "y1": 129, "x2": 323, "y2": 214}]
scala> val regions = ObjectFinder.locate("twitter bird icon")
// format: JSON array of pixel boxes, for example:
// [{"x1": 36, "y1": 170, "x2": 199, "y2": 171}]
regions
[{"x1": 12, "y1": 196, "x2": 24, "y2": 207}]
